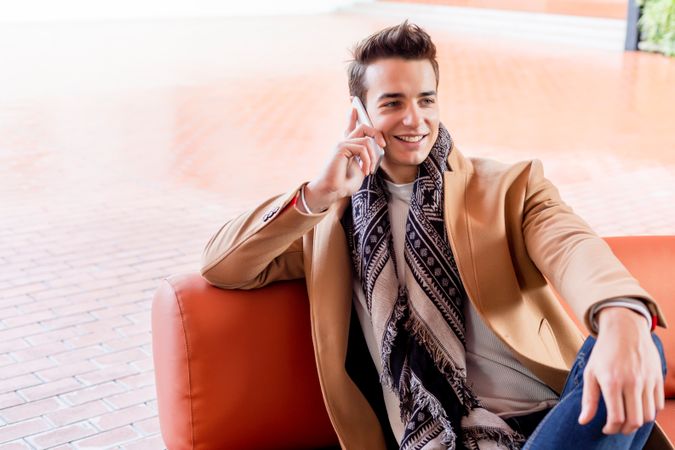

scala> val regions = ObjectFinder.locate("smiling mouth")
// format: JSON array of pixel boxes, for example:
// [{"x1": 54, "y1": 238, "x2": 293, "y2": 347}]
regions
[{"x1": 394, "y1": 134, "x2": 428, "y2": 143}]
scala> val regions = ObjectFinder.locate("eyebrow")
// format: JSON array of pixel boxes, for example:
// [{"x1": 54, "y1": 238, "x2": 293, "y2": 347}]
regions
[{"x1": 376, "y1": 91, "x2": 437, "y2": 102}]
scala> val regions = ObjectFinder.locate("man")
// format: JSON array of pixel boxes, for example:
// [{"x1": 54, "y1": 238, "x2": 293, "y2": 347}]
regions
[{"x1": 200, "y1": 22, "x2": 669, "y2": 449}]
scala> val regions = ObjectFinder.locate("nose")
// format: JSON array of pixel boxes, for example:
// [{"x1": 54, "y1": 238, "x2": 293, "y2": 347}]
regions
[{"x1": 402, "y1": 103, "x2": 422, "y2": 127}]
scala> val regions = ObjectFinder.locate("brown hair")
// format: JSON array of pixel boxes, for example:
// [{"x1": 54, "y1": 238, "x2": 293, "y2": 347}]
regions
[{"x1": 347, "y1": 20, "x2": 439, "y2": 104}]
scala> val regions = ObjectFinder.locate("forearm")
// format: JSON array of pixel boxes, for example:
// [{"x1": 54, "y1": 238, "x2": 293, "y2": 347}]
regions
[
  {"x1": 521, "y1": 160, "x2": 664, "y2": 332},
  {"x1": 200, "y1": 184, "x2": 328, "y2": 289}
]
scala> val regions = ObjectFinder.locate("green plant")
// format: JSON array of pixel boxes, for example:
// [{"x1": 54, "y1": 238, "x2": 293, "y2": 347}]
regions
[{"x1": 636, "y1": 0, "x2": 675, "y2": 56}]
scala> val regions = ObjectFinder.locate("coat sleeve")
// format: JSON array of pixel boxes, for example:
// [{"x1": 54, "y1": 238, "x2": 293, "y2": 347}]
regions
[
  {"x1": 200, "y1": 183, "x2": 329, "y2": 290},
  {"x1": 521, "y1": 160, "x2": 667, "y2": 334}
]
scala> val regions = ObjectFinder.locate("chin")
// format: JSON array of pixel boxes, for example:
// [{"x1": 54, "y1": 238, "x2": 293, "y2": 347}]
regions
[{"x1": 381, "y1": 139, "x2": 436, "y2": 176}]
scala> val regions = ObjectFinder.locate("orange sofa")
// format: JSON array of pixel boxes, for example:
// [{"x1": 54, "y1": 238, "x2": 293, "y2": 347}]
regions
[{"x1": 152, "y1": 236, "x2": 674, "y2": 449}]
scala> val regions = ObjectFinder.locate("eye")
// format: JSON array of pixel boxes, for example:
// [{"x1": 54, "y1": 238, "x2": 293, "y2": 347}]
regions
[
  {"x1": 381, "y1": 100, "x2": 400, "y2": 107},
  {"x1": 420, "y1": 97, "x2": 436, "y2": 105}
]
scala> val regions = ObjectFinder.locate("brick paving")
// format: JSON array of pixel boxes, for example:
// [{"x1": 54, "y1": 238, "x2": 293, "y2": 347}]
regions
[{"x1": 1, "y1": 9, "x2": 674, "y2": 450}]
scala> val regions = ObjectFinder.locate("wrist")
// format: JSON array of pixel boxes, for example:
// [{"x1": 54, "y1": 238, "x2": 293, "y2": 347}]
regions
[
  {"x1": 302, "y1": 182, "x2": 334, "y2": 213},
  {"x1": 597, "y1": 306, "x2": 650, "y2": 332}
]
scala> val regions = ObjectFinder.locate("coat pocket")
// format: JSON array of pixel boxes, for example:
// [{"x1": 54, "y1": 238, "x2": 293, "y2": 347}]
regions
[{"x1": 538, "y1": 318, "x2": 566, "y2": 366}]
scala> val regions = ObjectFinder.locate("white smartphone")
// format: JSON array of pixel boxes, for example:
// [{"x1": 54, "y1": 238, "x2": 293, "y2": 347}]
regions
[{"x1": 351, "y1": 96, "x2": 385, "y2": 173}]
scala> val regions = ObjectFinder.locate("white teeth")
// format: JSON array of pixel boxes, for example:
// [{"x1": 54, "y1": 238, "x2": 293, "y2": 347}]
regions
[{"x1": 397, "y1": 135, "x2": 424, "y2": 142}]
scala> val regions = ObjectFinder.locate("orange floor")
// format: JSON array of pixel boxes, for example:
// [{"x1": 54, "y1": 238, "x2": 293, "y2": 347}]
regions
[{"x1": 0, "y1": 11, "x2": 673, "y2": 449}]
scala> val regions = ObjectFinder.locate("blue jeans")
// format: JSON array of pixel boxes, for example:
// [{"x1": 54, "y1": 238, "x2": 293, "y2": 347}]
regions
[{"x1": 518, "y1": 334, "x2": 666, "y2": 450}]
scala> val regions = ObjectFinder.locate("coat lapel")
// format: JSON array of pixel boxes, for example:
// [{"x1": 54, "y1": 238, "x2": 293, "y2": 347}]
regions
[
  {"x1": 443, "y1": 148, "x2": 571, "y2": 393},
  {"x1": 304, "y1": 202, "x2": 352, "y2": 362},
  {"x1": 443, "y1": 147, "x2": 478, "y2": 313},
  {"x1": 303, "y1": 198, "x2": 388, "y2": 449}
]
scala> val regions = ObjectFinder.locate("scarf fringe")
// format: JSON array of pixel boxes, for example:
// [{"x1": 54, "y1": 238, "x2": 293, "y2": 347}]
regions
[
  {"x1": 405, "y1": 309, "x2": 480, "y2": 412},
  {"x1": 379, "y1": 289, "x2": 478, "y2": 413},
  {"x1": 379, "y1": 298, "x2": 458, "y2": 448},
  {"x1": 462, "y1": 426, "x2": 526, "y2": 450},
  {"x1": 379, "y1": 287, "x2": 408, "y2": 390},
  {"x1": 377, "y1": 256, "x2": 522, "y2": 450},
  {"x1": 403, "y1": 373, "x2": 458, "y2": 449}
]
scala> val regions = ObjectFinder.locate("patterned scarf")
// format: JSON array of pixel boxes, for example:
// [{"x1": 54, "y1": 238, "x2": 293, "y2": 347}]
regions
[{"x1": 342, "y1": 124, "x2": 526, "y2": 450}]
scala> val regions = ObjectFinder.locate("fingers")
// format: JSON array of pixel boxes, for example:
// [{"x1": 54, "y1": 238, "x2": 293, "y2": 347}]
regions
[
  {"x1": 601, "y1": 380, "x2": 625, "y2": 434},
  {"x1": 643, "y1": 381, "x2": 656, "y2": 424},
  {"x1": 348, "y1": 122, "x2": 386, "y2": 148},
  {"x1": 349, "y1": 137, "x2": 380, "y2": 174},
  {"x1": 655, "y1": 376, "x2": 665, "y2": 412},
  {"x1": 580, "y1": 370, "x2": 653, "y2": 435},
  {"x1": 620, "y1": 380, "x2": 643, "y2": 434},
  {"x1": 344, "y1": 107, "x2": 358, "y2": 138},
  {"x1": 579, "y1": 370, "x2": 600, "y2": 425},
  {"x1": 587, "y1": 359, "x2": 663, "y2": 436},
  {"x1": 338, "y1": 142, "x2": 371, "y2": 177}
]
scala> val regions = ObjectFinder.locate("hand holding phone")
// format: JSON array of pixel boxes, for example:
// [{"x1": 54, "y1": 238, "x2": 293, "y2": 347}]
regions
[
  {"x1": 351, "y1": 97, "x2": 385, "y2": 173},
  {"x1": 299, "y1": 98, "x2": 386, "y2": 214}
]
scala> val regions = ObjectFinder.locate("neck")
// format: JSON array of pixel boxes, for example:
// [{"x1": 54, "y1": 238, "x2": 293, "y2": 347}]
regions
[{"x1": 381, "y1": 164, "x2": 417, "y2": 184}]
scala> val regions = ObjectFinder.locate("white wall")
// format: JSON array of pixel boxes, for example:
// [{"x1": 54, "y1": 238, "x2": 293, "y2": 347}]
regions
[{"x1": 0, "y1": 0, "x2": 371, "y2": 22}]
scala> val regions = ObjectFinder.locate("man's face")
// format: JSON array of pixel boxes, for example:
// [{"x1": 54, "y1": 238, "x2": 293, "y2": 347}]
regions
[{"x1": 363, "y1": 58, "x2": 440, "y2": 175}]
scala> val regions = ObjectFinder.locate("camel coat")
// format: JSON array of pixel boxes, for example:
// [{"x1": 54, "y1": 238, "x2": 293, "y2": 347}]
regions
[{"x1": 201, "y1": 147, "x2": 670, "y2": 449}]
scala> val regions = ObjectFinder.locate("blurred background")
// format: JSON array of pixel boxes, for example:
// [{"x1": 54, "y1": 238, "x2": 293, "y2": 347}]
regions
[{"x1": 0, "y1": 0, "x2": 673, "y2": 448}]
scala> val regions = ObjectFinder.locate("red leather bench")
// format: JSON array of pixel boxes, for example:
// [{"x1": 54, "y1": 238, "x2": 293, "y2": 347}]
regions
[{"x1": 152, "y1": 236, "x2": 675, "y2": 449}]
